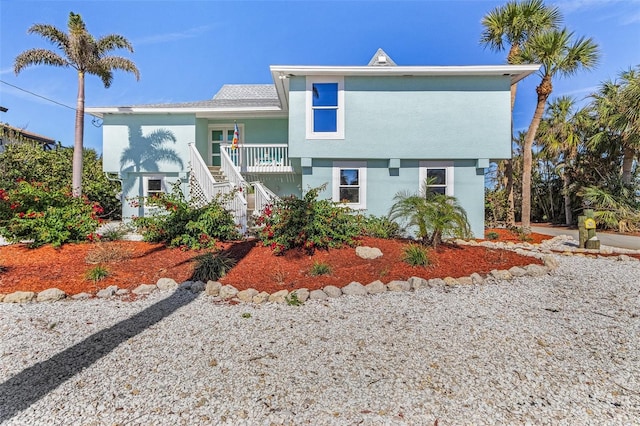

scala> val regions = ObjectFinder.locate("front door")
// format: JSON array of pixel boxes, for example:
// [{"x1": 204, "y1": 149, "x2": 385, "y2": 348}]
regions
[{"x1": 209, "y1": 126, "x2": 236, "y2": 166}]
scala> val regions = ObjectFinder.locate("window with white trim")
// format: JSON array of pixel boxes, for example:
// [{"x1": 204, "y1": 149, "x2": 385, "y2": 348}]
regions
[
  {"x1": 143, "y1": 175, "x2": 166, "y2": 207},
  {"x1": 306, "y1": 77, "x2": 344, "y2": 139},
  {"x1": 332, "y1": 161, "x2": 366, "y2": 209},
  {"x1": 419, "y1": 161, "x2": 454, "y2": 196}
]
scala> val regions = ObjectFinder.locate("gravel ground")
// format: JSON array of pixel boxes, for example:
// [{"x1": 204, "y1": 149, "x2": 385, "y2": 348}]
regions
[{"x1": 1, "y1": 255, "x2": 639, "y2": 425}]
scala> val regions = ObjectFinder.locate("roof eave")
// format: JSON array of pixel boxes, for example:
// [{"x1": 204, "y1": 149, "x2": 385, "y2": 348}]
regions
[{"x1": 85, "y1": 106, "x2": 285, "y2": 118}]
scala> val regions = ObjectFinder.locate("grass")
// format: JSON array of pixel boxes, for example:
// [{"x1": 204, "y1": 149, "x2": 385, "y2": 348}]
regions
[
  {"x1": 190, "y1": 251, "x2": 237, "y2": 282},
  {"x1": 85, "y1": 265, "x2": 110, "y2": 283},
  {"x1": 309, "y1": 261, "x2": 332, "y2": 276},
  {"x1": 402, "y1": 244, "x2": 431, "y2": 267}
]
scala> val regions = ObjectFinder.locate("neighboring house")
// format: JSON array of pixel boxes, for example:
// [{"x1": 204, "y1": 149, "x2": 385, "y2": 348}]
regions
[
  {"x1": 0, "y1": 123, "x2": 56, "y2": 152},
  {"x1": 87, "y1": 49, "x2": 539, "y2": 237}
]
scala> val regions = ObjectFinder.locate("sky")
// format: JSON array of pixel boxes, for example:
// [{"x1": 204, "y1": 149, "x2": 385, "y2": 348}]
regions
[{"x1": 1, "y1": 0, "x2": 639, "y2": 154}]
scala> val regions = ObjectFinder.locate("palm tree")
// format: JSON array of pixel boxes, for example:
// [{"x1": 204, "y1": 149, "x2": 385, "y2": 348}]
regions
[
  {"x1": 480, "y1": 0, "x2": 561, "y2": 225},
  {"x1": 537, "y1": 96, "x2": 589, "y2": 225},
  {"x1": 517, "y1": 28, "x2": 600, "y2": 233},
  {"x1": 14, "y1": 12, "x2": 139, "y2": 197},
  {"x1": 590, "y1": 66, "x2": 640, "y2": 185},
  {"x1": 389, "y1": 181, "x2": 471, "y2": 249}
]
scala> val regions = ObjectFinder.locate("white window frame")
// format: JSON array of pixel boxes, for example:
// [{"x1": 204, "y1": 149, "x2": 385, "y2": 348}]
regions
[
  {"x1": 143, "y1": 175, "x2": 167, "y2": 209},
  {"x1": 208, "y1": 123, "x2": 244, "y2": 165},
  {"x1": 332, "y1": 161, "x2": 366, "y2": 209},
  {"x1": 419, "y1": 161, "x2": 454, "y2": 196},
  {"x1": 306, "y1": 76, "x2": 345, "y2": 140}
]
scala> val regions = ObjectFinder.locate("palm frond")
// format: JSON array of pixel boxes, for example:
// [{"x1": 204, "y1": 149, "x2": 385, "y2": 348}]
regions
[{"x1": 14, "y1": 49, "x2": 68, "y2": 74}]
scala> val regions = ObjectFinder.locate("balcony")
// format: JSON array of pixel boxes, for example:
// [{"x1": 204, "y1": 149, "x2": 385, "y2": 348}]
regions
[{"x1": 222, "y1": 144, "x2": 293, "y2": 173}]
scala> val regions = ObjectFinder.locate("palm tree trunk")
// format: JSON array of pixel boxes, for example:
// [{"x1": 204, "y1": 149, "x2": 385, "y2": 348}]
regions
[
  {"x1": 621, "y1": 146, "x2": 635, "y2": 185},
  {"x1": 72, "y1": 71, "x2": 85, "y2": 197},
  {"x1": 563, "y1": 172, "x2": 572, "y2": 225},
  {"x1": 505, "y1": 158, "x2": 515, "y2": 225},
  {"x1": 522, "y1": 78, "x2": 551, "y2": 233}
]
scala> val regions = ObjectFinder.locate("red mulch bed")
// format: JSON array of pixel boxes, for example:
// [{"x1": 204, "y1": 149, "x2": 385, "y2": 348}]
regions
[
  {"x1": 0, "y1": 234, "x2": 546, "y2": 297},
  {"x1": 484, "y1": 228, "x2": 551, "y2": 244}
]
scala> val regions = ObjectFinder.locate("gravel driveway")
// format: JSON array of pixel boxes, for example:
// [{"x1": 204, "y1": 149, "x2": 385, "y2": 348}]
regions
[{"x1": 1, "y1": 255, "x2": 639, "y2": 425}]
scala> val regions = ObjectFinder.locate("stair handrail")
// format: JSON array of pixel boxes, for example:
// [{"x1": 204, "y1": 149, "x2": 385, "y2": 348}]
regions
[
  {"x1": 188, "y1": 143, "x2": 218, "y2": 202},
  {"x1": 251, "y1": 181, "x2": 278, "y2": 215},
  {"x1": 220, "y1": 145, "x2": 249, "y2": 192}
]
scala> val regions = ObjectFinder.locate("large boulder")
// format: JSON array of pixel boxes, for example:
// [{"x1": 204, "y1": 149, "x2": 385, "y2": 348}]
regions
[{"x1": 355, "y1": 246, "x2": 383, "y2": 260}]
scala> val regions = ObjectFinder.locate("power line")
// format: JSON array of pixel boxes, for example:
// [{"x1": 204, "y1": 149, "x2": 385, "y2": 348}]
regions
[{"x1": 0, "y1": 79, "x2": 77, "y2": 111}]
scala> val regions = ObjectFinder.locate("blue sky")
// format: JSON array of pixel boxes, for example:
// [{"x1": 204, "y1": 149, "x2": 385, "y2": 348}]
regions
[{"x1": 1, "y1": 0, "x2": 639, "y2": 154}]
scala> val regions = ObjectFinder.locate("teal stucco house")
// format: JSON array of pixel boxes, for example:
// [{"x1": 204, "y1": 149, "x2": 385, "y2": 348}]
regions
[{"x1": 87, "y1": 49, "x2": 538, "y2": 237}]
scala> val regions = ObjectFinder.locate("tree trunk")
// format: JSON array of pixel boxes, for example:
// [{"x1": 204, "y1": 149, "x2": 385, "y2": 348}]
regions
[
  {"x1": 72, "y1": 71, "x2": 85, "y2": 197},
  {"x1": 505, "y1": 158, "x2": 515, "y2": 226},
  {"x1": 522, "y1": 76, "x2": 552, "y2": 234},
  {"x1": 621, "y1": 146, "x2": 635, "y2": 185},
  {"x1": 563, "y1": 172, "x2": 572, "y2": 225}
]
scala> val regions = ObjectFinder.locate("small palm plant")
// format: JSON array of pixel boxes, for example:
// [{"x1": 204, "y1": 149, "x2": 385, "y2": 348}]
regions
[{"x1": 389, "y1": 179, "x2": 471, "y2": 248}]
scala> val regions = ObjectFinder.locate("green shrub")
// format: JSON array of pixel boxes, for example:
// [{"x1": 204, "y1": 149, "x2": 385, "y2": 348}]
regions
[
  {"x1": 99, "y1": 223, "x2": 130, "y2": 241},
  {"x1": 132, "y1": 184, "x2": 241, "y2": 250},
  {"x1": 309, "y1": 261, "x2": 332, "y2": 276},
  {"x1": 190, "y1": 251, "x2": 237, "y2": 282},
  {"x1": 255, "y1": 185, "x2": 360, "y2": 255},
  {"x1": 359, "y1": 215, "x2": 401, "y2": 239},
  {"x1": 85, "y1": 265, "x2": 110, "y2": 283},
  {"x1": 285, "y1": 292, "x2": 303, "y2": 306},
  {"x1": 0, "y1": 181, "x2": 102, "y2": 248},
  {"x1": 402, "y1": 244, "x2": 431, "y2": 267},
  {"x1": 486, "y1": 231, "x2": 499, "y2": 240}
]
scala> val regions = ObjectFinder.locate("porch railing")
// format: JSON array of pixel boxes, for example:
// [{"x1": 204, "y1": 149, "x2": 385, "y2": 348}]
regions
[
  {"x1": 189, "y1": 143, "x2": 247, "y2": 233},
  {"x1": 251, "y1": 181, "x2": 278, "y2": 216},
  {"x1": 222, "y1": 144, "x2": 293, "y2": 173}
]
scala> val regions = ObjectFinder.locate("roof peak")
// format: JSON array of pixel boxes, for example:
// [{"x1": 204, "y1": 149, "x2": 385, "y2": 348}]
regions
[{"x1": 368, "y1": 48, "x2": 397, "y2": 66}]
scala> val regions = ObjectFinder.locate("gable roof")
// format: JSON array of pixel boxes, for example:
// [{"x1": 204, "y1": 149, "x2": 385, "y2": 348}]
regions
[{"x1": 368, "y1": 48, "x2": 397, "y2": 66}]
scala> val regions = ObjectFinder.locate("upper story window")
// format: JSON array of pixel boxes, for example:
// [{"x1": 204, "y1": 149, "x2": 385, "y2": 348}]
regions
[
  {"x1": 419, "y1": 161, "x2": 454, "y2": 197},
  {"x1": 306, "y1": 77, "x2": 344, "y2": 139}
]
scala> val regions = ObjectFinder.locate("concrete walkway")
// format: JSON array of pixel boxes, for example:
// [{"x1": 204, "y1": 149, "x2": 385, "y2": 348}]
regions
[{"x1": 531, "y1": 225, "x2": 640, "y2": 250}]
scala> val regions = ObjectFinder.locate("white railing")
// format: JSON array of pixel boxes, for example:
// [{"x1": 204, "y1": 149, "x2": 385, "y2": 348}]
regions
[
  {"x1": 189, "y1": 143, "x2": 247, "y2": 233},
  {"x1": 220, "y1": 145, "x2": 249, "y2": 191},
  {"x1": 251, "y1": 181, "x2": 278, "y2": 215},
  {"x1": 222, "y1": 144, "x2": 292, "y2": 173}
]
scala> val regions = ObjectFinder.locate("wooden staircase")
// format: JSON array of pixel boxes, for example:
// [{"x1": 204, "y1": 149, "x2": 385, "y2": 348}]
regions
[{"x1": 207, "y1": 166, "x2": 226, "y2": 182}]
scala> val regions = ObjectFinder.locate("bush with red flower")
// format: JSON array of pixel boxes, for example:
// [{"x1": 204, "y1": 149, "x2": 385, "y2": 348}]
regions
[{"x1": 0, "y1": 181, "x2": 103, "y2": 247}]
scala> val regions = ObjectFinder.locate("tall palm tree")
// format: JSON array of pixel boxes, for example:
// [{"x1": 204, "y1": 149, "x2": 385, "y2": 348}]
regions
[
  {"x1": 517, "y1": 28, "x2": 600, "y2": 233},
  {"x1": 590, "y1": 66, "x2": 640, "y2": 184},
  {"x1": 480, "y1": 0, "x2": 561, "y2": 225},
  {"x1": 14, "y1": 12, "x2": 139, "y2": 197},
  {"x1": 537, "y1": 96, "x2": 589, "y2": 225}
]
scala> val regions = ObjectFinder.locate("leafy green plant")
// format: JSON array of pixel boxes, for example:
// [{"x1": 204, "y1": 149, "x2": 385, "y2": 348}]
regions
[
  {"x1": 486, "y1": 231, "x2": 499, "y2": 240},
  {"x1": 132, "y1": 183, "x2": 241, "y2": 250},
  {"x1": 389, "y1": 180, "x2": 471, "y2": 248},
  {"x1": 190, "y1": 251, "x2": 237, "y2": 282},
  {"x1": 402, "y1": 244, "x2": 431, "y2": 267},
  {"x1": 85, "y1": 265, "x2": 110, "y2": 283},
  {"x1": 241, "y1": 312, "x2": 252, "y2": 319},
  {"x1": 285, "y1": 292, "x2": 302, "y2": 306},
  {"x1": 309, "y1": 261, "x2": 332, "y2": 276},
  {"x1": 359, "y1": 214, "x2": 401, "y2": 239},
  {"x1": 0, "y1": 180, "x2": 102, "y2": 247},
  {"x1": 255, "y1": 185, "x2": 361, "y2": 255}
]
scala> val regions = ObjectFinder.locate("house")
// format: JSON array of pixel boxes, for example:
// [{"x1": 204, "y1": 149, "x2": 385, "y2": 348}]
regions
[
  {"x1": 0, "y1": 123, "x2": 57, "y2": 153},
  {"x1": 86, "y1": 49, "x2": 539, "y2": 237}
]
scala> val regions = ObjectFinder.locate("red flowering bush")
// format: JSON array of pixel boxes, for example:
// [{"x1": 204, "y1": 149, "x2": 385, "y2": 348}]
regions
[
  {"x1": 131, "y1": 184, "x2": 240, "y2": 249},
  {"x1": 0, "y1": 181, "x2": 102, "y2": 247},
  {"x1": 256, "y1": 185, "x2": 360, "y2": 255}
]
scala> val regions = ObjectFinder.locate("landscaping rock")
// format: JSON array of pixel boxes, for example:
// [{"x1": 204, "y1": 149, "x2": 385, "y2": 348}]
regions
[
  {"x1": 219, "y1": 285, "x2": 239, "y2": 300},
  {"x1": 115, "y1": 289, "x2": 130, "y2": 296},
  {"x1": 309, "y1": 289, "x2": 328, "y2": 301},
  {"x1": 443, "y1": 277, "x2": 458, "y2": 286},
  {"x1": 490, "y1": 270, "x2": 513, "y2": 281},
  {"x1": 323, "y1": 286, "x2": 342, "y2": 298},
  {"x1": 508, "y1": 266, "x2": 528, "y2": 277},
  {"x1": 291, "y1": 288, "x2": 309, "y2": 303},
  {"x1": 269, "y1": 290, "x2": 289, "y2": 304},
  {"x1": 205, "y1": 281, "x2": 222, "y2": 296},
  {"x1": 387, "y1": 280, "x2": 410, "y2": 292},
  {"x1": 428, "y1": 278, "x2": 446, "y2": 287},
  {"x1": 341, "y1": 282, "x2": 367, "y2": 296},
  {"x1": 71, "y1": 292, "x2": 92, "y2": 300},
  {"x1": 36, "y1": 288, "x2": 66, "y2": 302},
  {"x1": 355, "y1": 246, "x2": 383, "y2": 260},
  {"x1": 156, "y1": 278, "x2": 178, "y2": 290},
  {"x1": 190, "y1": 281, "x2": 206, "y2": 293},
  {"x1": 617, "y1": 254, "x2": 633, "y2": 262},
  {"x1": 525, "y1": 264, "x2": 548, "y2": 277},
  {"x1": 4, "y1": 291, "x2": 35, "y2": 303},
  {"x1": 543, "y1": 255, "x2": 560, "y2": 270},
  {"x1": 96, "y1": 286, "x2": 118, "y2": 298},
  {"x1": 365, "y1": 280, "x2": 387, "y2": 294},
  {"x1": 470, "y1": 273, "x2": 485, "y2": 285},
  {"x1": 457, "y1": 276, "x2": 473, "y2": 285},
  {"x1": 132, "y1": 284, "x2": 156, "y2": 295},
  {"x1": 0, "y1": 294, "x2": 5, "y2": 303},
  {"x1": 408, "y1": 276, "x2": 429, "y2": 291},
  {"x1": 237, "y1": 288, "x2": 258, "y2": 303},
  {"x1": 252, "y1": 291, "x2": 270, "y2": 304}
]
